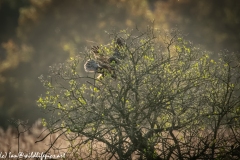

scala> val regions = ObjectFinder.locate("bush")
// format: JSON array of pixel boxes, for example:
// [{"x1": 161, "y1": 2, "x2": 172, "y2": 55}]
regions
[{"x1": 37, "y1": 27, "x2": 240, "y2": 159}]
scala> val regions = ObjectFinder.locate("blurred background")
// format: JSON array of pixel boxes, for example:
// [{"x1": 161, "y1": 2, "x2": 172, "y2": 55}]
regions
[{"x1": 0, "y1": 0, "x2": 239, "y2": 129}]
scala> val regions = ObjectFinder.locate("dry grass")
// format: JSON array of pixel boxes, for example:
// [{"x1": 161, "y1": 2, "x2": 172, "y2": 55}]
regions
[
  {"x1": 0, "y1": 120, "x2": 239, "y2": 160},
  {"x1": 0, "y1": 120, "x2": 68, "y2": 159},
  {"x1": 0, "y1": 120, "x2": 129, "y2": 159}
]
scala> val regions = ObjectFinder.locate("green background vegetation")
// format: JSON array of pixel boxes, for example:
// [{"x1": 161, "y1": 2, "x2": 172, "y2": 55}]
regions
[{"x1": 0, "y1": 0, "x2": 240, "y2": 129}]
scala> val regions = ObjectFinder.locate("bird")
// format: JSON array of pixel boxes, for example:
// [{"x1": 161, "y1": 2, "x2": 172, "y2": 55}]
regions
[
  {"x1": 84, "y1": 59, "x2": 99, "y2": 73},
  {"x1": 116, "y1": 37, "x2": 124, "y2": 47},
  {"x1": 84, "y1": 37, "x2": 125, "y2": 79},
  {"x1": 84, "y1": 59, "x2": 116, "y2": 79},
  {"x1": 91, "y1": 37, "x2": 125, "y2": 63},
  {"x1": 91, "y1": 46, "x2": 109, "y2": 64},
  {"x1": 108, "y1": 38, "x2": 125, "y2": 64}
]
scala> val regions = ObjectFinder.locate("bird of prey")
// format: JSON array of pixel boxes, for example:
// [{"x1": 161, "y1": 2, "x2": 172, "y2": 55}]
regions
[
  {"x1": 84, "y1": 59, "x2": 116, "y2": 79},
  {"x1": 84, "y1": 38, "x2": 124, "y2": 79},
  {"x1": 84, "y1": 59, "x2": 100, "y2": 73}
]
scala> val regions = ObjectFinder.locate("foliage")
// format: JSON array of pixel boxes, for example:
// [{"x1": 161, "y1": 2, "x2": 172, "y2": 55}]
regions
[
  {"x1": 0, "y1": 0, "x2": 151, "y2": 128},
  {"x1": 1, "y1": 0, "x2": 240, "y2": 131},
  {"x1": 37, "y1": 27, "x2": 240, "y2": 159}
]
